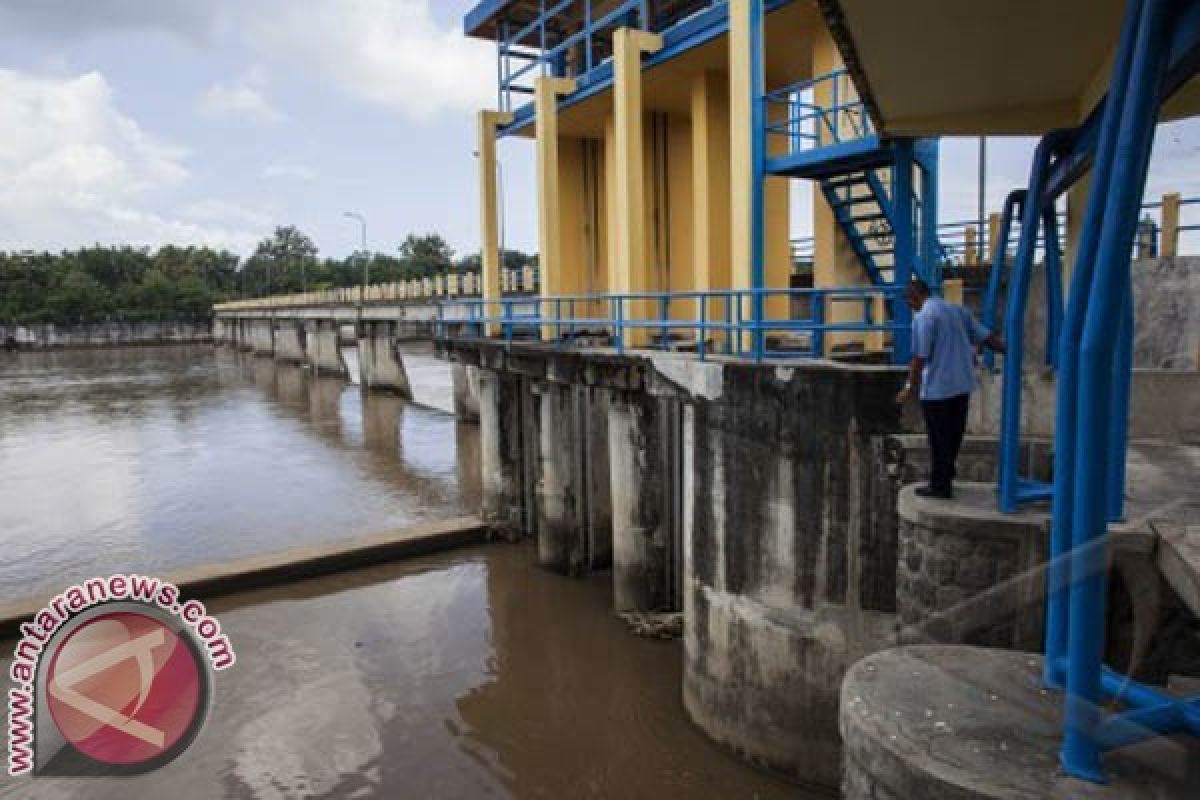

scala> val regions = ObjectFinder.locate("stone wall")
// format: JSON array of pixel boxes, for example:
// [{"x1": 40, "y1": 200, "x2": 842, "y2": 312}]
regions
[
  {"x1": 896, "y1": 484, "x2": 1049, "y2": 651},
  {"x1": 0, "y1": 320, "x2": 211, "y2": 349}
]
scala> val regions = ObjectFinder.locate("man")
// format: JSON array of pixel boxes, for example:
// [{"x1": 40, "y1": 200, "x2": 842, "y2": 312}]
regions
[{"x1": 895, "y1": 279, "x2": 1005, "y2": 499}]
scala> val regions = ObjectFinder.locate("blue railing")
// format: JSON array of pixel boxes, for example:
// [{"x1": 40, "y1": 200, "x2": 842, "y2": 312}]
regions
[
  {"x1": 495, "y1": 0, "x2": 726, "y2": 114},
  {"x1": 434, "y1": 286, "x2": 906, "y2": 361},
  {"x1": 762, "y1": 69, "x2": 873, "y2": 157}
]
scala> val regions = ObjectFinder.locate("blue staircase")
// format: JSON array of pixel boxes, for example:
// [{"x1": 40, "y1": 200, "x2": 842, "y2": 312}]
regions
[{"x1": 763, "y1": 70, "x2": 940, "y2": 294}]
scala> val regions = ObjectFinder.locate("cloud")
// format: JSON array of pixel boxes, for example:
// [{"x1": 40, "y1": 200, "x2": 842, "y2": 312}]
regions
[
  {"x1": 199, "y1": 82, "x2": 282, "y2": 123},
  {"x1": 0, "y1": 0, "x2": 217, "y2": 44},
  {"x1": 240, "y1": 0, "x2": 495, "y2": 121},
  {"x1": 262, "y1": 163, "x2": 318, "y2": 182},
  {"x1": 0, "y1": 69, "x2": 257, "y2": 253}
]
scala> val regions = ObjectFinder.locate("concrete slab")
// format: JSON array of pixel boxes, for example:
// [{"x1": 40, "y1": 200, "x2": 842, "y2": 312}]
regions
[
  {"x1": 841, "y1": 646, "x2": 1200, "y2": 799},
  {"x1": 0, "y1": 516, "x2": 486, "y2": 637},
  {"x1": 1154, "y1": 521, "x2": 1200, "y2": 617}
]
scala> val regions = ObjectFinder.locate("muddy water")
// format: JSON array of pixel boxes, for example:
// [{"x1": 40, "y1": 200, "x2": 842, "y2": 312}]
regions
[
  {"x1": 0, "y1": 346, "x2": 480, "y2": 600},
  {"x1": 1, "y1": 545, "x2": 803, "y2": 798},
  {"x1": 0, "y1": 345, "x2": 807, "y2": 798}
]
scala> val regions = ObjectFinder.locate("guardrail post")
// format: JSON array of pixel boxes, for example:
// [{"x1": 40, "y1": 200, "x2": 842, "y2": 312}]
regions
[
  {"x1": 988, "y1": 212, "x2": 1003, "y2": 262},
  {"x1": 865, "y1": 293, "x2": 887, "y2": 353},
  {"x1": 811, "y1": 292, "x2": 825, "y2": 357},
  {"x1": 1161, "y1": 191, "x2": 1181, "y2": 257}
]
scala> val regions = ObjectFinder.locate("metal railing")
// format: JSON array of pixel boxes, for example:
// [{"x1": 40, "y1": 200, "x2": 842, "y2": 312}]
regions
[
  {"x1": 496, "y1": 0, "x2": 725, "y2": 114},
  {"x1": 434, "y1": 286, "x2": 906, "y2": 362},
  {"x1": 762, "y1": 69, "x2": 873, "y2": 157}
]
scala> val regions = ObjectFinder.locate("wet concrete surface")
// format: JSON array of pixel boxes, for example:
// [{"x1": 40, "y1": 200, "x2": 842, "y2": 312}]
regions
[{"x1": 1, "y1": 543, "x2": 807, "y2": 799}]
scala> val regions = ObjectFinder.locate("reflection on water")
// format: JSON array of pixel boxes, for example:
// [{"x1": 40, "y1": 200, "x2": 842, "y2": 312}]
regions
[
  {"x1": 0, "y1": 346, "x2": 480, "y2": 600},
  {"x1": 0, "y1": 545, "x2": 803, "y2": 799}
]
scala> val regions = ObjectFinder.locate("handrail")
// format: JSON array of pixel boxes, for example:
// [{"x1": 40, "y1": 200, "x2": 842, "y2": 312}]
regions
[{"x1": 432, "y1": 285, "x2": 906, "y2": 362}]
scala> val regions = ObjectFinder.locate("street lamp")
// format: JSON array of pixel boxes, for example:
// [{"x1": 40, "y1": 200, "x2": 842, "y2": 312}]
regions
[{"x1": 343, "y1": 211, "x2": 368, "y2": 298}]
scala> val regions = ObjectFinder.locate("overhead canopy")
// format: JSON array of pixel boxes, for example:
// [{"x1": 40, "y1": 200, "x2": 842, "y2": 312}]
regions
[{"x1": 820, "y1": 0, "x2": 1200, "y2": 136}]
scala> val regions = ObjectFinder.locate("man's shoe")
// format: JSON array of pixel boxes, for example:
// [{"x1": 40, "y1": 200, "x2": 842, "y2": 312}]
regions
[{"x1": 915, "y1": 485, "x2": 953, "y2": 499}]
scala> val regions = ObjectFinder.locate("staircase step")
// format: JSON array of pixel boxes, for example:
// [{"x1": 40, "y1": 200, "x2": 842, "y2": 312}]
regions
[
  {"x1": 845, "y1": 212, "x2": 889, "y2": 224},
  {"x1": 832, "y1": 195, "x2": 880, "y2": 209}
]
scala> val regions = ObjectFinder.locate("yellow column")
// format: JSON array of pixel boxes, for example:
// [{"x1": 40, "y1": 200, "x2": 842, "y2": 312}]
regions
[
  {"x1": 535, "y1": 76, "x2": 577, "y2": 339},
  {"x1": 987, "y1": 212, "x2": 1002, "y2": 263},
  {"x1": 729, "y1": 0, "x2": 754, "y2": 317},
  {"x1": 1162, "y1": 192, "x2": 1181, "y2": 258},
  {"x1": 943, "y1": 278, "x2": 964, "y2": 305},
  {"x1": 764, "y1": 106, "x2": 791, "y2": 324},
  {"x1": 691, "y1": 70, "x2": 732, "y2": 342},
  {"x1": 811, "y1": 27, "x2": 866, "y2": 355},
  {"x1": 477, "y1": 110, "x2": 513, "y2": 336},
  {"x1": 613, "y1": 27, "x2": 663, "y2": 343}
]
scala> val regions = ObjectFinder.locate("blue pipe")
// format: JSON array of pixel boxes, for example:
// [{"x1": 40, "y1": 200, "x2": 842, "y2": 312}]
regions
[
  {"x1": 1044, "y1": 0, "x2": 1145, "y2": 692},
  {"x1": 1062, "y1": 0, "x2": 1171, "y2": 781},
  {"x1": 891, "y1": 140, "x2": 915, "y2": 363},
  {"x1": 749, "y1": 0, "x2": 766, "y2": 361},
  {"x1": 997, "y1": 130, "x2": 1068, "y2": 513},
  {"x1": 981, "y1": 191, "x2": 1023, "y2": 371},
  {"x1": 1041, "y1": 206, "x2": 1064, "y2": 368}
]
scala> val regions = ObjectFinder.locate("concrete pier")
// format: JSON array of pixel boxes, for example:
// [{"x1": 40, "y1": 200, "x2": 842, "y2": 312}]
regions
[
  {"x1": 249, "y1": 319, "x2": 274, "y2": 356},
  {"x1": 841, "y1": 647, "x2": 1200, "y2": 799},
  {"x1": 608, "y1": 391, "x2": 674, "y2": 612},
  {"x1": 358, "y1": 321, "x2": 412, "y2": 396},
  {"x1": 452, "y1": 364, "x2": 481, "y2": 421},
  {"x1": 305, "y1": 319, "x2": 346, "y2": 376},
  {"x1": 273, "y1": 320, "x2": 306, "y2": 363}
]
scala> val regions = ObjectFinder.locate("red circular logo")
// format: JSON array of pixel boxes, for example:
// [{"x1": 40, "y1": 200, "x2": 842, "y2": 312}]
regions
[{"x1": 45, "y1": 611, "x2": 205, "y2": 767}]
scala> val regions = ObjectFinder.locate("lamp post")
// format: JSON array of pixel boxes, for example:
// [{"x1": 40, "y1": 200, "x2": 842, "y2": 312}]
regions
[{"x1": 343, "y1": 211, "x2": 368, "y2": 300}]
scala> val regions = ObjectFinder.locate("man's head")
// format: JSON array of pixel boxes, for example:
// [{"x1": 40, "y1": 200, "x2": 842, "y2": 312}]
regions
[{"x1": 905, "y1": 278, "x2": 931, "y2": 311}]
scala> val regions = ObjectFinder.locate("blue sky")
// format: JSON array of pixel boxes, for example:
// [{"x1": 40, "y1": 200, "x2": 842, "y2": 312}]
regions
[{"x1": 0, "y1": 1, "x2": 1195, "y2": 260}]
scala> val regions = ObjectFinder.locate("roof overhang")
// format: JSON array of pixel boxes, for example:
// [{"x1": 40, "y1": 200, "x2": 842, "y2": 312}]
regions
[{"x1": 819, "y1": 0, "x2": 1200, "y2": 136}]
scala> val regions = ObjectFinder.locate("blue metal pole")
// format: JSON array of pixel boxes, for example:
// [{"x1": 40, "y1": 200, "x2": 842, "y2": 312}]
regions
[
  {"x1": 1041, "y1": 205, "x2": 1065, "y2": 368},
  {"x1": 919, "y1": 141, "x2": 941, "y2": 288},
  {"x1": 982, "y1": 191, "x2": 1022, "y2": 371},
  {"x1": 749, "y1": 0, "x2": 766, "y2": 361},
  {"x1": 998, "y1": 131, "x2": 1067, "y2": 513},
  {"x1": 1045, "y1": 0, "x2": 1144, "y2": 693},
  {"x1": 891, "y1": 140, "x2": 915, "y2": 364},
  {"x1": 1063, "y1": 0, "x2": 1170, "y2": 781}
]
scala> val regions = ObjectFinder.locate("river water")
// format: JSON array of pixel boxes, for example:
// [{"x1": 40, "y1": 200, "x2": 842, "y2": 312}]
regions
[{"x1": 0, "y1": 345, "x2": 800, "y2": 799}]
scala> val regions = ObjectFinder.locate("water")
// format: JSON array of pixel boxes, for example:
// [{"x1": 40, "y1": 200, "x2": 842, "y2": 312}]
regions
[
  {"x1": 0, "y1": 345, "x2": 801, "y2": 798},
  {"x1": 0, "y1": 345, "x2": 480, "y2": 601}
]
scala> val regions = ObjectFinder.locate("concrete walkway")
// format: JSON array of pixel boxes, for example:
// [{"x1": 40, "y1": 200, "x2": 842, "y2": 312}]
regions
[{"x1": 0, "y1": 516, "x2": 486, "y2": 637}]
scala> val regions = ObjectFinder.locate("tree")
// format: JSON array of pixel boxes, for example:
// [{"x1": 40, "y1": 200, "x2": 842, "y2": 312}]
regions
[
  {"x1": 244, "y1": 225, "x2": 319, "y2": 295},
  {"x1": 398, "y1": 233, "x2": 454, "y2": 278}
]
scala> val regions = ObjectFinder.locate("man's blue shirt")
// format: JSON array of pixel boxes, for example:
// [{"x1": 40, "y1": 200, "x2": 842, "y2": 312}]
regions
[{"x1": 911, "y1": 297, "x2": 989, "y2": 401}]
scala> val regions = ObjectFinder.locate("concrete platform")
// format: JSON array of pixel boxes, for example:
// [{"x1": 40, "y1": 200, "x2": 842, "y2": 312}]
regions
[
  {"x1": 841, "y1": 646, "x2": 1200, "y2": 799},
  {"x1": 0, "y1": 516, "x2": 487, "y2": 637}
]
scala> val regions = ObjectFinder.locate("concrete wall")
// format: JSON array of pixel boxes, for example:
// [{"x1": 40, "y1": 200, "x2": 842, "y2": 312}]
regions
[
  {"x1": 670, "y1": 359, "x2": 911, "y2": 788},
  {"x1": 970, "y1": 368, "x2": 1200, "y2": 444},
  {"x1": 273, "y1": 321, "x2": 306, "y2": 363},
  {"x1": 304, "y1": 320, "x2": 346, "y2": 377},
  {"x1": 248, "y1": 319, "x2": 275, "y2": 356},
  {"x1": 0, "y1": 321, "x2": 211, "y2": 349},
  {"x1": 452, "y1": 364, "x2": 481, "y2": 421},
  {"x1": 357, "y1": 322, "x2": 411, "y2": 396}
]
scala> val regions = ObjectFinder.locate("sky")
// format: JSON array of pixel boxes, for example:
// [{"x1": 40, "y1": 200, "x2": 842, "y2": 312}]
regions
[{"x1": 0, "y1": 0, "x2": 1197, "y2": 260}]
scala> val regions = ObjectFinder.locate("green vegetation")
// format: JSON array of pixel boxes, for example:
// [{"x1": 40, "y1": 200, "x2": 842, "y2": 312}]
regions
[{"x1": 0, "y1": 226, "x2": 537, "y2": 324}]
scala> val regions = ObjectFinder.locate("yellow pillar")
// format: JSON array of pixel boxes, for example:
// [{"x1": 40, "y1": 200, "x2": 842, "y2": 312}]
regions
[
  {"x1": 987, "y1": 212, "x2": 1002, "y2": 263},
  {"x1": 729, "y1": 0, "x2": 754, "y2": 315},
  {"x1": 535, "y1": 76, "x2": 577, "y2": 339},
  {"x1": 1162, "y1": 191, "x2": 1181, "y2": 258},
  {"x1": 811, "y1": 27, "x2": 866, "y2": 355},
  {"x1": 477, "y1": 110, "x2": 513, "y2": 336},
  {"x1": 613, "y1": 27, "x2": 662, "y2": 343},
  {"x1": 943, "y1": 278, "x2": 964, "y2": 305},
  {"x1": 691, "y1": 70, "x2": 732, "y2": 341},
  {"x1": 964, "y1": 226, "x2": 978, "y2": 265}
]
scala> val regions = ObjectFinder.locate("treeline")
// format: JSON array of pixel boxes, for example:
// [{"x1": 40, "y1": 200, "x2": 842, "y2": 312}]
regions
[{"x1": 0, "y1": 226, "x2": 537, "y2": 324}]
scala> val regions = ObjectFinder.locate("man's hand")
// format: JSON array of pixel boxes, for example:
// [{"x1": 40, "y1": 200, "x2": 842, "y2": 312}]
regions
[{"x1": 895, "y1": 386, "x2": 912, "y2": 405}]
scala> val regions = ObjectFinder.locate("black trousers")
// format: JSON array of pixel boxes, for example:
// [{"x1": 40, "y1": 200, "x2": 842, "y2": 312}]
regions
[{"x1": 921, "y1": 393, "x2": 970, "y2": 493}]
